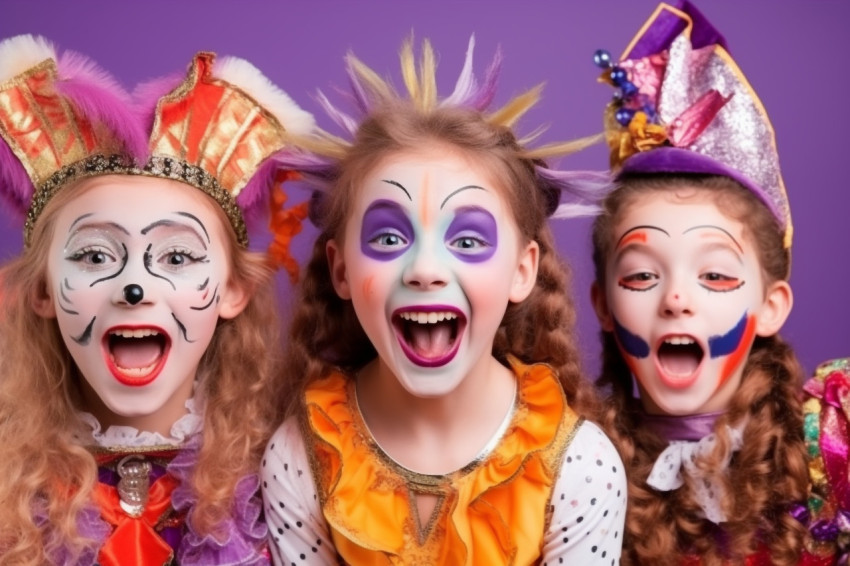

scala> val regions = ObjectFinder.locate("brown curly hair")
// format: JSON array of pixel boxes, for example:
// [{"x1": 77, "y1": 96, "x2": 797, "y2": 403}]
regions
[
  {"x1": 592, "y1": 174, "x2": 808, "y2": 565},
  {"x1": 0, "y1": 179, "x2": 285, "y2": 564}
]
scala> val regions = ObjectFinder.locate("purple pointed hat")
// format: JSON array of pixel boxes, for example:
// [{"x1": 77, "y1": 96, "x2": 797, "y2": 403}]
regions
[{"x1": 595, "y1": 1, "x2": 791, "y2": 247}]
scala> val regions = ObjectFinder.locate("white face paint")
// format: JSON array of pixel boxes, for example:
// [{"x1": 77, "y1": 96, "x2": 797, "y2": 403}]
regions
[
  {"x1": 601, "y1": 192, "x2": 770, "y2": 415},
  {"x1": 43, "y1": 175, "x2": 243, "y2": 430},
  {"x1": 328, "y1": 149, "x2": 537, "y2": 398}
]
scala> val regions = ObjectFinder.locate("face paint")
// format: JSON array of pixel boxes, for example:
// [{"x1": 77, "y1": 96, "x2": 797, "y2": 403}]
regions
[
  {"x1": 613, "y1": 316, "x2": 650, "y2": 358},
  {"x1": 708, "y1": 311, "x2": 750, "y2": 358},
  {"x1": 444, "y1": 206, "x2": 498, "y2": 263},
  {"x1": 333, "y1": 149, "x2": 531, "y2": 398},
  {"x1": 45, "y1": 175, "x2": 236, "y2": 429},
  {"x1": 360, "y1": 200, "x2": 415, "y2": 261},
  {"x1": 602, "y1": 192, "x2": 770, "y2": 415}
]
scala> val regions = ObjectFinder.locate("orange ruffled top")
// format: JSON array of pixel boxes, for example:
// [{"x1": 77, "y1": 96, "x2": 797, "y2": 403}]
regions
[{"x1": 301, "y1": 357, "x2": 582, "y2": 565}]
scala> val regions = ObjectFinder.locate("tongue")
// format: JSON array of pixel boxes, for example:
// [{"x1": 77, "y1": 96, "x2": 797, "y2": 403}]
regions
[
  {"x1": 659, "y1": 349, "x2": 700, "y2": 376},
  {"x1": 408, "y1": 322, "x2": 453, "y2": 358},
  {"x1": 112, "y1": 337, "x2": 162, "y2": 369}
]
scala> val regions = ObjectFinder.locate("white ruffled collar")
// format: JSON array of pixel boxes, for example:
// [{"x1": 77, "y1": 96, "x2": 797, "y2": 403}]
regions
[
  {"x1": 646, "y1": 420, "x2": 746, "y2": 523},
  {"x1": 78, "y1": 397, "x2": 203, "y2": 448}
]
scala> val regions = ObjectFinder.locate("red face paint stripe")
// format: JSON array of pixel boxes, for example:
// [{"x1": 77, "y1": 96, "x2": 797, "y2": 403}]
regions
[
  {"x1": 718, "y1": 314, "x2": 756, "y2": 385},
  {"x1": 616, "y1": 231, "x2": 647, "y2": 251}
]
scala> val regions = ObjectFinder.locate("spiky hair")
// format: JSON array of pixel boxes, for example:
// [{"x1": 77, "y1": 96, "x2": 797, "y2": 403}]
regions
[{"x1": 275, "y1": 35, "x2": 607, "y2": 221}]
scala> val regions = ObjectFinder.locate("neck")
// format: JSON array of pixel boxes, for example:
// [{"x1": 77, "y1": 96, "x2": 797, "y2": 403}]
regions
[
  {"x1": 79, "y1": 378, "x2": 195, "y2": 438},
  {"x1": 355, "y1": 354, "x2": 516, "y2": 474},
  {"x1": 638, "y1": 409, "x2": 725, "y2": 442}
]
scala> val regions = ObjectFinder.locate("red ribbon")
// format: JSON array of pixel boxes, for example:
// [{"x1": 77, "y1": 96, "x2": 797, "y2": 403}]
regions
[{"x1": 93, "y1": 473, "x2": 180, "y2": 566}]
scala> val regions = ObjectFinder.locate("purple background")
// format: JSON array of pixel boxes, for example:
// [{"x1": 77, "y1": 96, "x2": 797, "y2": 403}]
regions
[{"x1": 3, "y1": 1, "x2": 847, "y2": 378}]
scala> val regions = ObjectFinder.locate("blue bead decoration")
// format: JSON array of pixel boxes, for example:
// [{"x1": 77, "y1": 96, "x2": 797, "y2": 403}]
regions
[
  {"x1": 615, "y1": 107, "x2": 635, "y2": 126},
  {"x1": 610, "y1": 66, "x2": 628, "y2": 86},
  {"x1": 621, "y1": 81, "x2": 638, "y2": 97},
  {"x1": 593, "y1": 49, "x2": 613, "y2": 69}
]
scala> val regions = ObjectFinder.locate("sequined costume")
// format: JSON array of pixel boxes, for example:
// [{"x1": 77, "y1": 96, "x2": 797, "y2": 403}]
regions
[
  {"x1": 797, "y1": 358, "x2": 850, "y2": 564},
  {"x1": 262, "y1": 359, "x2": 627, "y2": 565}
]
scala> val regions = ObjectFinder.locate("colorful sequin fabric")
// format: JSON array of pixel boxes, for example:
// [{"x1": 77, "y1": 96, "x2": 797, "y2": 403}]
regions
[{"x1": 800, "y1": 357, "x2": 850, "y2": 562}]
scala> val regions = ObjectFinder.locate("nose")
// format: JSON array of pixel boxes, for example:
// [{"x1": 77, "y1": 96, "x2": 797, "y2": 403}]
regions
[
  {"x1": 660, "y1": 282, "x2": 694, "y2": 318},
  {"x1": 123, "y1": 284, "x2": 144, "y2": 305},
  {"x1": 402, "y1": 242, "x2": 449, "y2": 290}
]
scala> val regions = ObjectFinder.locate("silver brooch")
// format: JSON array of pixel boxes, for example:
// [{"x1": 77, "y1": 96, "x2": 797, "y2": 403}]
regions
[{"x1": 116, "y1": 455, "x2": 152, "y2": 518}]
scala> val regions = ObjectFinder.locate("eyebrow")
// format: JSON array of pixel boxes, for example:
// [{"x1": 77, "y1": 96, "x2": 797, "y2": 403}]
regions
[
  {"x1": 65, "y1": 217, "x2": 130, "y2": 248},
  {"x1": 440, "y1": 185, "x2": 487, "y2": 209},
  {"x1": 615, "y1": 225, "x2": 669, "y2": 250},
  {"x1": 381, "y1": 179, "x2": 412, "y2": 201},
  {"x1": 141, "y1": 215, "x2": 209, "y2": 249},
  {"x1": 683, "y1": 224, "x2": 744, "y2": 254}
]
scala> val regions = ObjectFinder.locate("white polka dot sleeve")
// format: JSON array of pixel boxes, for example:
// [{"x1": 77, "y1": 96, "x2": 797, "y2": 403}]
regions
[
  {"x1": 262, "y1": 417, "x2": 337, "y2": 565},
  {"x1": 541, "y1": 420, "x2": 627, "y2": 565}
]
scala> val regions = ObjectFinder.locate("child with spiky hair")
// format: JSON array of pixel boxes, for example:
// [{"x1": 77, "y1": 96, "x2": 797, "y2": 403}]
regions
[{"x1": 261, "y1": 37, "x2": 626, "y2": 565}]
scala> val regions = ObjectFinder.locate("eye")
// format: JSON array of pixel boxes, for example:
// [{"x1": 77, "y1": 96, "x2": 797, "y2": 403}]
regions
[
  {"x1": 159, "y1": 248, "x2": 206, "y2": 268},
  {"x1": 618, "y1": 271, "x2": 659, "y2": 292},
  {"x1": 369, "y1": 231, "x2": 408, "y2": 249},
  {"x1": 450, "y1": 236, "x2": 487, "y2": 251},
  {"x1": 699, "y1": 272, "x2": 744, "y2": 292},
  {"x1": 67, "y1": 247, "x2": 117, "y2": 267}
]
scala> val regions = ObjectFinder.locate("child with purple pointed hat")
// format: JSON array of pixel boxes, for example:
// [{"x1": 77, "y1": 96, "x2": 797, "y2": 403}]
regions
[{"x1": 586, "y1": 2, "x2": 838, "y2": 564}]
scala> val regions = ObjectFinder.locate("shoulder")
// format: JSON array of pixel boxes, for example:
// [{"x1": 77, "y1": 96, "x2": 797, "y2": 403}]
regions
[
  {"x1": 559, "y1": 420, "x2": 626, "y2": 491},
  {"x1": 543, "y1": 420, "x2": 627, "y2": 561},
  {"x1": 264, "y1": 416, "x2": 309, "y2": 476}
]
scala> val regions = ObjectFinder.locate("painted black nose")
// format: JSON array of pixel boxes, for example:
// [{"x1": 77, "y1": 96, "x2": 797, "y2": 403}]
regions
[{"x1": 123, "y1": 284, "x2": 144, "y2": 305}]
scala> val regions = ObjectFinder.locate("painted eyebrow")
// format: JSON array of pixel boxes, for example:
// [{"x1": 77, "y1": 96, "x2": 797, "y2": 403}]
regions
[
  {"x1": 615, "y1": 225, "x2": 670, "y2": 250},
  {"x1": 141, "y1": 213, "x2": 210, "y2": 247},
  {"x1": 65, "y1": 217, "x2": 130, "y2": 247},
  {"x1": 683, "y1": 224, "x2": 744, "y2": 254},
  {"x1": 381, "y1": 179, "x2": 412, "y2": 201},
  {"x1": 440, "y1": 185, "x2": 487, "y2": 209}
]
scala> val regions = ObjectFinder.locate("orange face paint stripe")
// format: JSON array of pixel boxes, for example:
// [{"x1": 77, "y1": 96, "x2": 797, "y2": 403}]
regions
[
  {"x1": 718, "y1": 314, "x2": 756, "y2": 385},
  {"x1": 616, "y1": 230, "x2": 647, "y2": 251}
]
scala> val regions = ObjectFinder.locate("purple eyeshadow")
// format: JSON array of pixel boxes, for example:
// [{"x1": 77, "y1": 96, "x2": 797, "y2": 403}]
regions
[
  {"x1": 445, "y1": 207, "x2": 497, "y2": 263},
  {"x1": 360, "y1": 200, "x2": 414, "y2": 261}
]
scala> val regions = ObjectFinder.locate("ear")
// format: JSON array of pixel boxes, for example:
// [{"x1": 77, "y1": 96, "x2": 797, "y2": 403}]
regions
[
  {"x1": 326, "y1": 238, "x2": 351, "y2": 300},
  {"x1": 30, "y1": 278, "x2": 56, "y2": 319},
  {"x1": 755, "y1": 280, "x2": 792, "y2": 337},
  {"x1": 591, "y1": 281, "x2": 614, "y2": 332},
  {"x1": 218, "y1": 279, "x2": 252, "y2": 320},
  {"x1": 508, "y1": 240, "x2": 539, "y2": 303}
]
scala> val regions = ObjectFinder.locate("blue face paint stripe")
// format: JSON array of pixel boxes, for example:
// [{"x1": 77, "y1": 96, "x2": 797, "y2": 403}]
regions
[
  {"x1": 708, "y1": 311, "x2": 749, "y2": 358},
  {"x1": 613, "y1": 316, "x2": 650, "y2": 359}
]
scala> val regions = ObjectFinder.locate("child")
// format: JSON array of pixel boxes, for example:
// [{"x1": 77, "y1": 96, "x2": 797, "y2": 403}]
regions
[
  {"x1": 0, "y1": 36, "x2": 313, "y2": 564},
  {"x1": 261, "y1": 38, "x2": 627, "y2": 564},
  {"x1": 588, "y1": 2, "x2": 830, "y2": 564}
]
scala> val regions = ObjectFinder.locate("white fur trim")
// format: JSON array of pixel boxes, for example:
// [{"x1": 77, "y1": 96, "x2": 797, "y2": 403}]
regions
[
  {"x1": 0, "y1": 34, "x2": 56, "y2": 82},
  {"x1": 213, "y1": 56, "x2": 314, "y2": 136}
]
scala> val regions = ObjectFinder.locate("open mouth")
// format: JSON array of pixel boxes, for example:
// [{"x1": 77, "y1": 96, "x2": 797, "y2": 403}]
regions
[
  {"x1": 656, "y1": 335, "x2": 704, "y2": 388},
  {"x1": 104, "y1": 327, "x2": 170, "y2": 386},
  {"x1": 393, "y1": 308, "x2": 466, "y2": 367}
]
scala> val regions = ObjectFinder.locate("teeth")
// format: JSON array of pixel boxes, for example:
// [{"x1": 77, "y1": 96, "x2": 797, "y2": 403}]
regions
[
  {"x1": 665, "y1": 336, "x2": 695, "y2": 346},
  {"x1": 110, "y1": 329, "x2": 160, "y2": 338},
  {"x1": 399, "y1": 311, "x2": 458, "y2": 324},
  {"x1": 115, "y1": 361, "x2": 158, "y2": 376}
]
